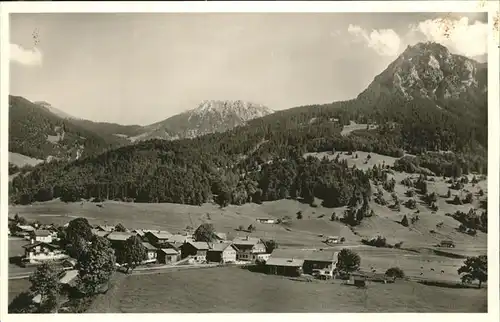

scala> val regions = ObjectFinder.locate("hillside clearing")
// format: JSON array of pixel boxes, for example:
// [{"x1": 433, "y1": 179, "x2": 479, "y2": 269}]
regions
[{"x1": 8, "y1": 152, "x2": 43, "y2": 167}]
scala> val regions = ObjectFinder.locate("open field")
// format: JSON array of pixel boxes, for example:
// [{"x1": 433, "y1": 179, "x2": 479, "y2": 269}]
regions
[
  {"x1": 9, "y1": 152, "x2": 43, "y2": 167},
  {"x1": 340, "y1": 122, "x2": 378, "y2": 136},
  {"x1": 87, "y1": 266, "x2": 487, "y2": 313}
]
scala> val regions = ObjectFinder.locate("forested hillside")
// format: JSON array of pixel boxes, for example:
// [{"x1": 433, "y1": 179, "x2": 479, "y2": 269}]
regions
[
  {"x1": 9, "y1": 96, "x2": 126, "y2": 161},
  {"x1": 9, "y1": 42, "x2": 488, "y2": 206}
]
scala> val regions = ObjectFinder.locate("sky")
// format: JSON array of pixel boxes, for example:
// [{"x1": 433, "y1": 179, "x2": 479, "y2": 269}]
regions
[{"x1": 10, "y1": 12, "x2": 488, "y2": 125}]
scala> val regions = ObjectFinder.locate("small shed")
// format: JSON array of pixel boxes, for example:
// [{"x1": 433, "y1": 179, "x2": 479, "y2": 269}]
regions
[
  {"x1": 158, "y1": 248, "x2": 180, "y2": 264},
  {"x1": 439, "y1": 240, "x2": 455, "y2": 248}
]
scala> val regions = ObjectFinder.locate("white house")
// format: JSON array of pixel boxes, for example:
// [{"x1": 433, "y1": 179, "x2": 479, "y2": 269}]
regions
[
  {"x1": 256, "y1": 218, "x2": 276, "y2": 224},
  {"x1": 22, "y1": 242, "x2": 68, "y2": 264},
  {"x1": 232, "y1": 236, "x2": 267, "y2": 262},
  {"x1": 31, "y1": 230, "x2": 53, "y2": 243}
]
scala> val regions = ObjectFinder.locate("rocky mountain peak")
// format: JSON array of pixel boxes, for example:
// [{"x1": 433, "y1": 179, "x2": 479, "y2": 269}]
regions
[{"x1": 358, "y1": 42, "x2": 487, "y2": 102}]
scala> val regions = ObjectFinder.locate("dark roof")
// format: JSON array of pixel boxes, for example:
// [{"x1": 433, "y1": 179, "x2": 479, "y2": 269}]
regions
[
  {"x1": 184, "y1": 241, "x2": 209, "y2": 250},
  {"x1": 23, "y1": 242, "x2": 60, "y2": 250},
  {"x1": 142, "y1": 242, "x2": 157, "y2": 251},
  {"x1": 159, "y1": 248, "x2": 179, "y2": 255}
]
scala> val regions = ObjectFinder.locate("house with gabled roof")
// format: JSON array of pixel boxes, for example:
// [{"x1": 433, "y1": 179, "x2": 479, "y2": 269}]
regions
[
  {"x1": 30, "y1": 230, "x2": 53, "y2": 243},
  {"x1": 180, "y1": 241, "x2": 209, "y2": 262},
  {"x1": 144, "y1": 230, "x2": 173, "y2": 247},
  {"x1": 303, "y1": 250, "x2": 338, "y2": 275},
  {"x1": 22, "y1": 241, "x2": 68, "y2": 264},
  {"x1": 92, "y1": 229, "x2": 111, "y2": 238},
  {"x1": 232, "y1": 236, "x2": 267, "y2": 262},
  {"x1": 158, "y1": 248, "x2": 181, "y2": 264},
  {"x1": 16, "y1": 224, "x2": 35, "y2": 237},
  {"x1": 213, "y1": 232, "x2": 228, "y2": 243},
  {"x1": 95, "y1": 225, "x2": 115, "y2": 232},
  {"x1": 265, "y1": 256, "x2": 304, "y2": 277},
  {"x1": 142, "y1": 242, "x2": 158, "y2": 263},
  {"x1": 106, "y1": 231, "x2": 134, "y2": 247},
  {"x1": 207, "y1": 242, "x2": 238, "y2": 263}
]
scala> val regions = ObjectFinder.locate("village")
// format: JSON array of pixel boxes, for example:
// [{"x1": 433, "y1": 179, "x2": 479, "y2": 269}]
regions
[{"x1": 8, "y1": 213, "x2": 401, "y2": 295}]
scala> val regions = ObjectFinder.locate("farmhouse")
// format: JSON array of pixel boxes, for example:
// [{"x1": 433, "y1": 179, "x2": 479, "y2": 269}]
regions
[
  {"x1": 214, "y1": 232, "x2": 228, "y2": 243},
  {"x1": 22, "y1": 241, "x2": 67, "y2": 264},
  {"x1": 440, "y1": 240, "x2": 455, "y2": 248},
  {"x1": 158, "y1": 248, "x2": 181, "y2": 264},
  {"x1": 180, "y1": 242, "x2": 209, "y2": 262},
  {"x1": 265, "y1": 257, "x2": 304, "y2": 277},
  {"x1": 16, "y1": 224, "x2": 35, "y2": 237},
  {"x1": 30, "y1": 230, "x2": 53, "y2": 243},
  {"x1": 95, "y1": 225, "x2": 115, "y2": 232},
  {"x1": 324, "y1": 236, "x2": 341, "y2": 244},
  {"x1": 207, "y1": 243, "x2": 238, "y2": 263},
  {"x1": 232, "y1": 236, "x2": 267, "y2": 261},
  {"x1": 106, "y1": 231, "x2": 135, "y2": 247},
  {"x1": 302, "y1": 251, "x2": 338, "y2": 275},
  {"x1": 142, "y1": 242, "x2": 158, "y2": 263},
  {"x1": 256, "y1": 218, "x2": 276, "y2": 224},
  {"x1": 92, "y1": 229, "x2": 111, "y2": 238},
  {"x1": 144, "y1": 231, "x2": 173, "y2": 247}
]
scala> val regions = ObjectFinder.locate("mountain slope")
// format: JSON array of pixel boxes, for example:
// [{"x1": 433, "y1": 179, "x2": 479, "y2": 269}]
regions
[
  {"x1": 10, "y1": 42, "x2": 488, "y2": 206},
  {"x1": 34, "y1": 101, "x2": 76, "y2": 120},
  {"x1": 133, "y1": 100, "x2": 274, "y2": 141},
  {"x1": 9, "y1": 95, "x2": 125, "y2": 161},
  {"x1": 359, "y1": 42, "x2": 487, "y2": 101}
]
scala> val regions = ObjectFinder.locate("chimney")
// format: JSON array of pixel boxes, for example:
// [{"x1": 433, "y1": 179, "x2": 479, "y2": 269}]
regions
[
  {"x1": 30, "y1": 238, "x2": 34, "y2": 244},
  {"x1": 246, "y1": 235, "x2": 249, "y2": 241}
]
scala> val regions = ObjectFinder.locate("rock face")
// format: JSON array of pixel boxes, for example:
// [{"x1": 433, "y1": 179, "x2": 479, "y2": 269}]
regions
[
  {"x1": 358, "y1": 42, "x2": 487, "y2": 102},
  {"x1": 133, "y1": 100, "x2": 274, "y2": 141}
]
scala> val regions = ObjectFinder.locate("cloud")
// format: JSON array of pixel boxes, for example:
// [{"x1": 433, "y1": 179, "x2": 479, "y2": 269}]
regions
[
  {"x1": 10, "y1": 43, "x2": 42, "y2": 66},
  {"x1": 409, "y1": 17, "x2": 488, "y2": 57},
  {"x1": 348, "y1": 24, "x2": 402, "y2": 57}
]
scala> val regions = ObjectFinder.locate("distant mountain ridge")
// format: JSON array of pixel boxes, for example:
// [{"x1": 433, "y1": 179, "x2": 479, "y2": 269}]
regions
[{"x1": 132, "y1": 100, "x2": 274, "y2": 141}]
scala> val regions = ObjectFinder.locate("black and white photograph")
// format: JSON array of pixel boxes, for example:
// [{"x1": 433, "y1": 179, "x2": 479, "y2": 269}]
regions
[{"x1": 1, "y1": 1, "x2": 498, "y2": 317}]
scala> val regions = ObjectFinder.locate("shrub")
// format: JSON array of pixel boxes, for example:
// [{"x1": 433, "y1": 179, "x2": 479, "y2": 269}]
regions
[
  {"x1": 401, "y1": 215, "x2": 409, "y2": 227},
  {"x1": 361, "y1": 235, "x2": 388, "y2": 247},
  {"x1": 385, "y1": 267, "x2": 405, "y2": 279},
  {"x1": 297, "y1": 213, "x2": 303, "y2": 220},
  {"x1": 405, "y1": 190, "x2": 415, "y2": 197},
  {"x1": 404, "y1": 199, "x2": 417, "y2": 209},
  {"x1": 463, "y1": 193, "x2": 473, "y2": 204},
  {"x1": 394, "y1": 241, "x2": 403, "y2": 249}
]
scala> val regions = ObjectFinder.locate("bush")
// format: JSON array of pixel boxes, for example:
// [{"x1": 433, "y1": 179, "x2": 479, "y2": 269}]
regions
[
  {"x1": 404, "y1": 199, "x2": 417, "y2": 209},
  {"x1": 401, "y1": 215, "x2": 409, "y2": 227},
  {"x1": 385, "y1": 267, "x2": 405, "y2": 279},
  {"x1": 463, "y1": 193, "x2": 473, "y2": 204},
  {"x1": 405, "y1": 190, "x2": 415, "y2": 197},
  {"x1": 394, "y1": 241, "x2": 403, "y2": 249},
  {"x1": 362, "y1": 235, "x2": 388, "y2": 247}
]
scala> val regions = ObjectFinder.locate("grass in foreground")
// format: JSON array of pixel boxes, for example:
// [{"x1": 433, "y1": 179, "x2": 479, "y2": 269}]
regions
[{"x1": 89, "y1": 267, "x2": 487, "y2": 313}]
